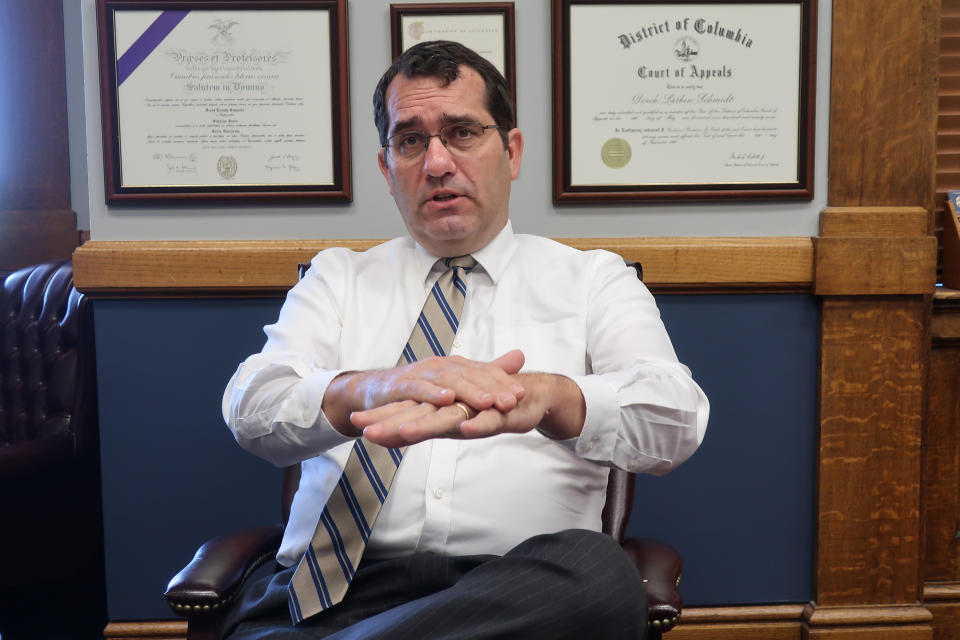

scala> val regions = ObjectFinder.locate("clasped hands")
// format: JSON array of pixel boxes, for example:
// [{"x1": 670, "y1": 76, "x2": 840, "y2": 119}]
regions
[{"x1": 324, "y1": 349, "x2": 584, "y2": 448}]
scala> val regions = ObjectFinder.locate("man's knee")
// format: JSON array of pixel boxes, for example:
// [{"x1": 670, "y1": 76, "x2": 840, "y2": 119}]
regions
[{"x1": 508, "y1": 529, "x2": 648, "y2": 634}]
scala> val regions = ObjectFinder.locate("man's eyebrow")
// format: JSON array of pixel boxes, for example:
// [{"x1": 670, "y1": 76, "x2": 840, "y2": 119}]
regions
[
  {"x1": 439, "y1": 113, "x2": 480, "y2": 125},
  {"x1": 389, "y1": 113, "x2": 481, "y2": 135},
  {"x1": 389, "y1": 116, "x2": 424, "y2": 135}
]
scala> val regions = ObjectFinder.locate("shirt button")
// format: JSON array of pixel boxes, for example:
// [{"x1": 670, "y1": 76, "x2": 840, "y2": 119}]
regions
[
  {"x1": 433, "y1": 488, "x2": 444, "y2": 500},
  {"x1": 452, "y1": 340, "x2": 463, "y2": 349}
]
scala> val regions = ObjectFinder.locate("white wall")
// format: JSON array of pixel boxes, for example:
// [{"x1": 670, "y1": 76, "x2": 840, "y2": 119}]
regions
[{"x1": 68, "y1": 0, "x2": 832, "y2": 241}]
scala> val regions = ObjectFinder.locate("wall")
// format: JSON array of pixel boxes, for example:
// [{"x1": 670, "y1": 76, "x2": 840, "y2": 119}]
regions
[
  {"x1": 95, "y1": 293, "x2": 819, "y2": 619},
  {"x1": 71, "y1": 0, "x2": 833, "y2": 241}
]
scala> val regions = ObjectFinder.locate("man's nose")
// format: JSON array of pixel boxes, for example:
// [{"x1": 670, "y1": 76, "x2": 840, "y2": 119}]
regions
[{"x1": 423, "y1": 136, "x2": 456, "y2": 177}]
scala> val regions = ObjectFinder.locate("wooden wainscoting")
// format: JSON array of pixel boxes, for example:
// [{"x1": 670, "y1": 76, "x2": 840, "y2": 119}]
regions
[
  {"x1": 103, "y1": 605, "x2": 811, "y2": 640},
  {"x1": 925, "y1": 292, "x2": 960, "y2": 640},
  {"x1": 72, "y1": 236, "x2": 815, "y2": 298},
  {"x1": 103, "y1": 620, "x2": 187, "y2": 639}
]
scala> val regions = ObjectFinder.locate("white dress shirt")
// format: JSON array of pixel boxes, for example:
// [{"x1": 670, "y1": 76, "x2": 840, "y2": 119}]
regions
[{"x1": 223, "y1": 222, "x2": 709, "y2": 567}]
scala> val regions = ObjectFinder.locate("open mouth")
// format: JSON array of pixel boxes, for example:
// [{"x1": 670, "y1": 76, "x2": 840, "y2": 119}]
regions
[{"x1": 432, "y1": 193, "x2": 458, "y2": 202}]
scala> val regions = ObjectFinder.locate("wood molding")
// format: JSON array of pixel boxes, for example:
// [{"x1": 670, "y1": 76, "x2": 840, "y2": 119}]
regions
[
  {"x1": 801, "y1": 603, "x2": 933, "y2": 640},
  {"x1": 104, "y1": 605, "x2": 942, "y2": 640},
  {"x1": 815, "y1": 207, "x2": 937, "y2": 296},
  {"x1": 923, "y1": 583, "x2": 960, "y2": 639},
  {"x1": 813, "y1": 236, "x2": 937, "y2": 295},
  {"x1": 803, "y1": 604, "x2": 934, "y2": 626},
  {"x1": 0, "y1": 209, "x2": 79, "y2": 273},
  {"x1": 71, "y1": 237, "x2": 815, "y2": 297},
  {"x1": 104, "y1": 620, "x2": 187, "y2": 639},
  {"x1": 931, "y1": 311, "x2": 960, "y2": 343},
  {"x1": 924, "y1": 582, "x2": 960, "y2": 602},
  {"x1": 827, "y1": 0, "x2": 939, "y2": 210},
  {"x1": 819, "y1": 207, "x2": 933, "y2": 238},
  {"x1": 104, "y1": 606, "x2": 809, "y2": 640}
]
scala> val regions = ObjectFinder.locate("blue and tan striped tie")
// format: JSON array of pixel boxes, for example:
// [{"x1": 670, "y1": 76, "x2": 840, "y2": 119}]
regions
[{"x1": 287, "y1": 255, "x2": 477, "y2": 624}]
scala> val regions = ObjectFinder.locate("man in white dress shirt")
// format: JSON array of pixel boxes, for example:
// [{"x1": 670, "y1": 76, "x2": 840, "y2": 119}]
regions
[{"x1": 221, "y1": 40, "x2": 709, "y2": 639}]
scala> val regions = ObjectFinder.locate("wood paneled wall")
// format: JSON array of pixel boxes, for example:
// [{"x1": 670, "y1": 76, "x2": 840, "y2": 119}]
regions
[
  {"x1": 805, "y1": 1, "x2": 940, "y2": 639},
  {"x1": 0, "y1": 0, "x2": 79, "y2": 272}
]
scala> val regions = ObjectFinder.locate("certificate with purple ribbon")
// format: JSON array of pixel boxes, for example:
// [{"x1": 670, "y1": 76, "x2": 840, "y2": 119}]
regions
[{"x1": 97, "y1": 0, "x2": 351, "y2": 203}]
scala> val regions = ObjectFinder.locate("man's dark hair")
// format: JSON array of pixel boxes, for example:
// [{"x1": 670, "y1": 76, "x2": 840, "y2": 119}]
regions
[{"x1": 373, "y1": 40, "x2": 515, "y2": 148}]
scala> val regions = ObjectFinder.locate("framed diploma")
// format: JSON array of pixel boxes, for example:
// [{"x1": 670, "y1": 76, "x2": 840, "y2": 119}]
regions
[
  {"x1": 390, "y1": 3, "x2": 516, "y2": 111},
  {"x1": 552, "y1": 0, "x2": 817, "y2": 203},
  {"x1": 96, "y1": 0, "x2": 351, "y2": 204}
]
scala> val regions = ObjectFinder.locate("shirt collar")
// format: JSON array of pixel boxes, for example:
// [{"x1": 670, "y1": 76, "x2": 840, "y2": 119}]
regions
[{"x1": 411, "y1": 220, "x2": 518, "y2": 286}]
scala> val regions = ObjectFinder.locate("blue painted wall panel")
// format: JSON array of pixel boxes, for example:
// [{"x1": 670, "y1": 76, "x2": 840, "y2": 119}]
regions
[
  {"x1": 632, "y1": 294, "x2": 819, "y2": 606},
  {"x1": 95, "y1": 299, "x2": 284, "y2": 619},
  {"x1": 94, "y1": 294, "x2": 818, "y2": 618}
]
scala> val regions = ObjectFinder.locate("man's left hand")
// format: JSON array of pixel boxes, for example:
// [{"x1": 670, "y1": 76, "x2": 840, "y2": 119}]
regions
[{"x1": 354, "y1": 372, "x2": 586, "y2": 447}]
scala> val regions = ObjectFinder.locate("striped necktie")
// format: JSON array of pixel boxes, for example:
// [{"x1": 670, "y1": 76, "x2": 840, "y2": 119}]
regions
[{"x1": 287, "y1": 255, "x2": 477, "y2": 624}]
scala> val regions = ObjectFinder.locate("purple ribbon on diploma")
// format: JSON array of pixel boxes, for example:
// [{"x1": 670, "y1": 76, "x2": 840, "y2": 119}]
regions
[{"x1": 116, "y1": 10, "x2": 189, "y2": 86}]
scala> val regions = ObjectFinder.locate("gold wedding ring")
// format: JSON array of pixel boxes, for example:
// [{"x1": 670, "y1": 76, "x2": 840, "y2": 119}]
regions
[{"x1": 454, "y1": 402, "x2": 472, "y2": 421}]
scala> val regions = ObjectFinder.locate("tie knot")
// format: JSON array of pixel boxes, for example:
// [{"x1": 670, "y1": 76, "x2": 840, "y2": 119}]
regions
[{"x1": 443, "y1": 255, "x2": 477, "y2": 272}]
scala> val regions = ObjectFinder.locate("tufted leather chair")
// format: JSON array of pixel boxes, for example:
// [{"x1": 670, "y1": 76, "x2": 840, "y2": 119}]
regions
[
  {"x1": 166, "y1": 464, "x2": 682, "y2": 639},
  {"x1": 165, "y1": 259, "x2": 682, "y2": 639},
  {"x1": 0, "y1": 260, "x2": 105, "y2": 631}
]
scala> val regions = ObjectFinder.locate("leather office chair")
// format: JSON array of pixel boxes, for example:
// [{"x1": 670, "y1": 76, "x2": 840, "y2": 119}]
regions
[
  {"x1": 165, "y1": 260, "x2": 682, "y2": 639},
  {"x1": 0, "y1": 259, "x2": 106, "y2": 635}
]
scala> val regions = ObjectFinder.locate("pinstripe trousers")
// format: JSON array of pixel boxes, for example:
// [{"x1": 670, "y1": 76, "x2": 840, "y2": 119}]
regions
[{"x1": 222, "y1": 529, "x2": 648, "y2": 640}]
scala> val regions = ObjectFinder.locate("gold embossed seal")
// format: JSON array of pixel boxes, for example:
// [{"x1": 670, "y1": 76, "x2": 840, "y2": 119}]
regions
[{"x1": 600, "y1": 138, "x2": 632, "y2": 169}]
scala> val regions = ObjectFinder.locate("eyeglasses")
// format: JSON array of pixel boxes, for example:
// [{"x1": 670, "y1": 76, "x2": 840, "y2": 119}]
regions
[{"x1": 383, "y1": 122, "x2": 503, "y2": 161}]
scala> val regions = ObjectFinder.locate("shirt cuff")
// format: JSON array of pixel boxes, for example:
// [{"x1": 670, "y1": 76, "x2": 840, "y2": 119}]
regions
[
  {"x1": 568, "y1": 373, "x2": 620, "y2": 461},
  {"x1": 278, "y1": 368, "x2": 358, "y2": 449}
]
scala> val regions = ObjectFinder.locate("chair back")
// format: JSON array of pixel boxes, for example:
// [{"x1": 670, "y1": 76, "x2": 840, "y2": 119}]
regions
[
  {"x1": 0, "y1": 259, "x2": 97, "y2": 473},
  {"x1": 0, "y1": 259, "x2": 103, "y2": 592}
]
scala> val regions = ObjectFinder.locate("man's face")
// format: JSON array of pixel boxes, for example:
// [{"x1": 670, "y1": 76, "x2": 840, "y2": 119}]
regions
[{"x1": 378, "y1": 66, "x2": 523, "y2": 257}]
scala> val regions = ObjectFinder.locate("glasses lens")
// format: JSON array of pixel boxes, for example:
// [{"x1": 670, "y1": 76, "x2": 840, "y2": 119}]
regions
[
  {"x1": 388, "y1": 122, "x2": 491, "y2": 161},
  {"x1": 441, "y1": 122, "x2": 485, "y2": 151},
  {"x1": 390, "y1": 131, "x2": 427, "y2": 159}
]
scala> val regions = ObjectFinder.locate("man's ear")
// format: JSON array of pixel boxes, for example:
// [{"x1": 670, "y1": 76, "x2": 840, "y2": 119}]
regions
[
  {"x1": 378, "y1": 148, "x2": 393, "y2": 194},
  {"x1": 506, "y1": 128, "x2": 524, "y2": 180}
]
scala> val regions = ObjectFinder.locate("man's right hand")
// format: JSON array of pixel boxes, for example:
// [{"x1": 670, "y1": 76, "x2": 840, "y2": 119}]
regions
[{"x1": 322, "y1": 350, "x2": 526, "y2": 437}]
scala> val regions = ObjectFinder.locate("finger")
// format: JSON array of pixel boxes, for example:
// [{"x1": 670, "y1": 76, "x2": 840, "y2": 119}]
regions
[
  {"x1": 366, "y1": 403, "x2": 475, "y2": 447},
  {"x1": 488, "y1": 350, "x2": 527, "y2": 404},
  {"x1": 397, "y1": 356, "x2": 523, "y2": 412},
  {"x1": 444, "y1": 361, "x2": 525, "y2": 411},
  {"x1": 362, "y1": 401, "x2": 442, "y2": 447},
  {"x1": 390, "y1": 377, "x2": 456, "y2": 406},
  {"x1": 350, "y1": 399, "x2": 418, "y2": 429},
  {"x1": 490, "y1": 349, "x2": 525, "y2": 375},
  {"x1": 396, "y1": 402, "x2": 475, "y2": 443},
  {"x1": 457, "y1": 408, "x2": 507, "y2": 439}
]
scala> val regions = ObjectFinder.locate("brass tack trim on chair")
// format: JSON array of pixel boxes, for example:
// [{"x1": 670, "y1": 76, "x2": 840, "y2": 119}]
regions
[
  {"x1": 167, "y1": 549, "x2": 278, "y2": 616},
  {"x1": 648, "y1": 615, "x2": 680, "y2": 630}
]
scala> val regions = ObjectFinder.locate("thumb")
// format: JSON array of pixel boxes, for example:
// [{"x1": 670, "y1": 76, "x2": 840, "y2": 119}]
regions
[{"x1": 490, "y1": 349, "x2": 525, "y2": 375}]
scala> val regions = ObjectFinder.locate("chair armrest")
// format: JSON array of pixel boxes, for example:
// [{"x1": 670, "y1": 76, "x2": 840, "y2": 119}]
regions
[
  {"x1": 164, "y1": 525, "x2": 283, "y2": 617},
  {"x1": 621, "y1": 537, "x2": 683, "y2": 634}
]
